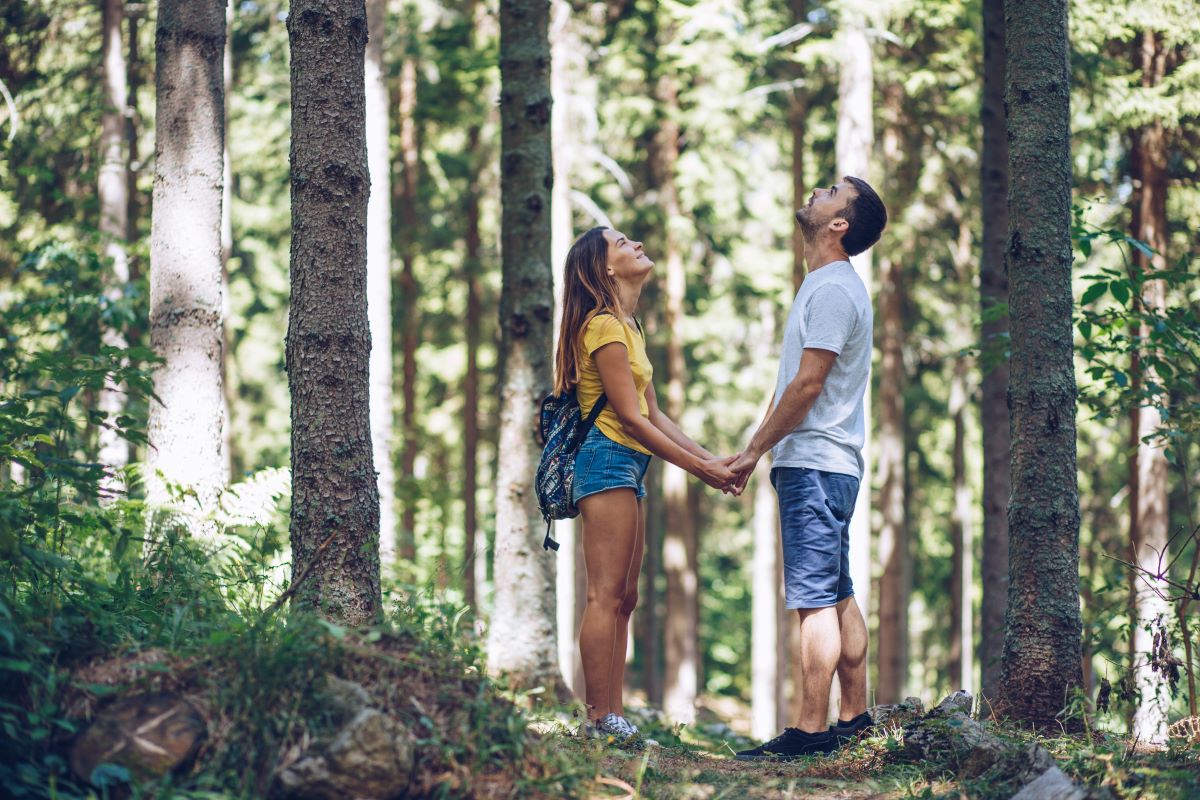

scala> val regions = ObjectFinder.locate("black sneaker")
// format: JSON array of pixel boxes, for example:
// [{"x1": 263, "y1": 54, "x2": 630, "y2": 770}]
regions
[
  {"x1": 829, "y1": 711, "x2": 873, "y2": 745},
  {"x1": 734, "y1": 728, "x2": 838, "y2": 761}
]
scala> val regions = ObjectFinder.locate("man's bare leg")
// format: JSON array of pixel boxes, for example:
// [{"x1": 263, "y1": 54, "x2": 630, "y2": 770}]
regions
[
  {"x1": 834, "y1": 595, "x2": 869, "y2": 720},
  {"x1": 795, "y1": 605, "x2": 842, "y2": 733}
]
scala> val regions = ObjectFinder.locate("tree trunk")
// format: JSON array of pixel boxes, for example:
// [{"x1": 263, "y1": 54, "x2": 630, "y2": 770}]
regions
[
  {"x1": 98, "y1": 0, "x2": 130, "y2": 499},
  {"x1": 464, "y1": 124, "x2": 483, "y2": 612},
  {"x1": 286, "y1": 0, "x2": 381, "y2": 626},
  {"x1": 876, "y1": 251, "x2": 907, "y2": 703},
  {"x1": 836, "y1": 16, "x2": 874, "y2": 662},
  {"x1": 789, "y1": 0, "x2": 808, "y2": 293},
  {"x1": 125, "y1": 3, "x2": 143, "y2": 246},
  {"x1": 751, "y1": 300, "x2": 782, "y2": 740},
  {"x1": 487, "y1": 0, "x2": 565, "y2": 697},
  {"x1": 1128, "y1": 29, "x2": 1171, "y2": 747},
  {"x1": 220, "y1": 0, "x2": 234, "y2": 483},
  {"x1": 640, "y1": 457, "x2": 664, "y2": 706},
  {"x1": 979, "y1": 0, "x2": 1011, "y2": 706},
  {"x1": 549, "y1": 0, "x2": 583, "y2": 694},
  {"x1": 148, "y1": 0, "x2": 226, "y2": 535},
  {"x1": 949, "y1": 357, "x2": 974, "y2": 693},
  {"x1": 650, "y1": 66, "x2": 700, "y2": 725},
  {"x1": 365, "y1": 0, "x2": 396, "y2": 565},
  {"x1": 398, "y1": 55, "x2": 420, "y2": 566},
  {"x1": 997, "y1": 0, "x2": 1083, "y2": 727}
]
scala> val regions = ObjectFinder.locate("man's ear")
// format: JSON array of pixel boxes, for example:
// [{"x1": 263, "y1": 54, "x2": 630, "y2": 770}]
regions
[{"x1": 829, "y1": 217, "x2": 849, "y2": 234}]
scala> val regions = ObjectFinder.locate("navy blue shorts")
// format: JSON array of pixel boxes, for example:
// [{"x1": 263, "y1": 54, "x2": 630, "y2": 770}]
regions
[
  {"x1": 772, "y1": 466, "x2": 860, "y2": 609},
  {"x1": 572, "y1": 426, "x2": 651, "y2": 504}
]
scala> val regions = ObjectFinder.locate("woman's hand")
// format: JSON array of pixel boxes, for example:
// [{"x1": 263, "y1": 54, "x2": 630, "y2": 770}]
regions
[{"x1": 691, "y1": 456, "x2": 737, "y2": 492}]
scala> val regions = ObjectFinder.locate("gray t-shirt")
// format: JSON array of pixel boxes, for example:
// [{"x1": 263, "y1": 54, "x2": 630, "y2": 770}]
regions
[{"x1": 770, "y1": 260, "x2": 873, "y2": 479}]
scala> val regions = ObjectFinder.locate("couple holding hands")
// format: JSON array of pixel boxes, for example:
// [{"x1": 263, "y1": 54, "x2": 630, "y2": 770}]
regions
[{"x1": 556, "y1": 176, "x2": 888, "y2": 759}]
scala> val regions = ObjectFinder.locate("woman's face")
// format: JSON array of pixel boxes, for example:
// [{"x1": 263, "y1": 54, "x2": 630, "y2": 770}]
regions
[{"x1": 603, "y1": 229, "x2": 654, "y2": 282}]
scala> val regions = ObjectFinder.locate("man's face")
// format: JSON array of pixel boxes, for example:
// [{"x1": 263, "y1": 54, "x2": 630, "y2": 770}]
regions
[{"x1": 795, "y1": 181, "x2": 857, "y2": 239}]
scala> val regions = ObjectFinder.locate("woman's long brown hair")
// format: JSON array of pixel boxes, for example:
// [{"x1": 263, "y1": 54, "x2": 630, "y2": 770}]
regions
[{"x1": 553, "y1": 226, "x2": 623, "y2": 395}]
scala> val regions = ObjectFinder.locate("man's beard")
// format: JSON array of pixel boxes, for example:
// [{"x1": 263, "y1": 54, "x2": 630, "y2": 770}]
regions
[{"x1": 795, "y1": 207, "x2": 820, "y2": 240}]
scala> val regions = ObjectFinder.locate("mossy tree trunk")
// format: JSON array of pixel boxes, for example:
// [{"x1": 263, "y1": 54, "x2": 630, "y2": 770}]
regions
[
  {"x1": 147, "y1": 0, "x2": 227, "y2": 532},
  {"x1": 286, "y1": 0, "x2": 381, "y2": 626},
  {"x1": 486, "y1": 0, "x2": 565, "y2": 697},
  {"x1": 997, "y1": 0, "x2": 1083, "y2": 727},
  {"x1": 979, "y1": 0, "x2": 1011, "y2": 705}
]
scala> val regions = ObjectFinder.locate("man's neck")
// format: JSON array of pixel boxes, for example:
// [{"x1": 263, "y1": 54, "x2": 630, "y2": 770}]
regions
[{"x1": 802, "y1": 241, "x2": 850, "y2": 274}]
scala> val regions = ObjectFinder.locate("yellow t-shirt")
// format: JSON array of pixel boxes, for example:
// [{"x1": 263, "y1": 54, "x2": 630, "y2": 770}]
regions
[{"x1": 576, "y1": 313, "x2": 653, "y2": 455}]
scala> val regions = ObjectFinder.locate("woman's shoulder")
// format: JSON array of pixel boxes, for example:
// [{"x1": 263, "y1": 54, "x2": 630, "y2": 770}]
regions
[{"x1": 582, "y1": 312, "x2": 632, "y2": 353}]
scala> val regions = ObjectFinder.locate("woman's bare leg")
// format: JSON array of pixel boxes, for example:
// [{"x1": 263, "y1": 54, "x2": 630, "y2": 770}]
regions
[
  {"x1": 578, "y1": 489, "x2": 640, "y2": 721},
  {"x1": 608, "y1": 500, "x2": 646, "y2": 716}
]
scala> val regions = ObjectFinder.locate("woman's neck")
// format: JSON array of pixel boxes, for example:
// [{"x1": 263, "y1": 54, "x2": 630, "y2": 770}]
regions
[{"x1": 615, "y1": 280, "x2": 642, "y2": 324}]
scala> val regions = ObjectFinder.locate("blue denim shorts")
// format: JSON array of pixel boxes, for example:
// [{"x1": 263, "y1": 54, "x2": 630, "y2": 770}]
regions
[
  {"x1": 772, "y1": 466, "x2": 860, "y2": 609},
  {"x1": 572, "y1": 426, "x2": 651, "y2": 504}
]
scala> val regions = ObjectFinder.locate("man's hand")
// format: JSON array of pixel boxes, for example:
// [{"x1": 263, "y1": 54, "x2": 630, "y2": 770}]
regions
[
  {"x1": 693, "y1": 456, "x2": 737, "y2": 492},
  {"x1": 725, "y1": 449, "x2": 760, "y2": 496}
]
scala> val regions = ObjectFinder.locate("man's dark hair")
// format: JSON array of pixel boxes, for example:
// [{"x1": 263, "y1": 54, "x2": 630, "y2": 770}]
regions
[{"x1": 839, "y1": 176, "x2": 887, "y2": 257}]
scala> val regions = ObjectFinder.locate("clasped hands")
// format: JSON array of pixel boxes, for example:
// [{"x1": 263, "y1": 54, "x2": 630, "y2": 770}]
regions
[{"x1": 694, "y1": 448, "x2": 760, "y2": 496}]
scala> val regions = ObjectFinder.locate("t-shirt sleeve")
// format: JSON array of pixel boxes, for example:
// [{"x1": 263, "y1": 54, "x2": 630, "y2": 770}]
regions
[
  {"x1": 583, "y1": 314, "x2": 628, "y2": 355},
  {"x1": 803, "y1": 285, "x2": 858, "y2": 355}
]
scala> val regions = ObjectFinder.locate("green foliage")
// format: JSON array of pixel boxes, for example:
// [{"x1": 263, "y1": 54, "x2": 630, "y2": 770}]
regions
[{"x1": 1074, "y1": 207, "x2": 1200, "y2": 463}]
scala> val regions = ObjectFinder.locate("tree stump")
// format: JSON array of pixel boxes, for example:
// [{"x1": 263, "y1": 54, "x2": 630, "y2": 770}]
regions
[{"x1": 69, "y1": 692, "x2": 206, "y2": 786}]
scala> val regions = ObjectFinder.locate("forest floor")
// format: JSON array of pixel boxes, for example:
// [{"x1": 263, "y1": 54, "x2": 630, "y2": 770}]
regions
[{"x1": 530, "y1": 702, "x2": 1200, "y2": 800}]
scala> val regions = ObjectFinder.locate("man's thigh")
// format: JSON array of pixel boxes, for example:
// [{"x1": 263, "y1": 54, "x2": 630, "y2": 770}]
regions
[{"x1": 772, "y1": 466, "x2": 859, "y2": 609}]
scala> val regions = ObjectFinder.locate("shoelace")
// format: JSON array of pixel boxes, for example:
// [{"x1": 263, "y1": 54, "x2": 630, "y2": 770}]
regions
[
  {"x1": 613, "y1": 715, "x2": 639, "y2": 736},
  {"x1": 760, "y1": 727, "x2": 800, "y2": 751}
]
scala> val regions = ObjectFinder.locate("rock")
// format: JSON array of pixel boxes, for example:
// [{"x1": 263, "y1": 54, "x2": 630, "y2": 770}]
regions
[
  {"x1": 929, "y1": 690, "x2": 974, "y2": 719},
  {"x1": 868, "y1": 696, "x2": 925, "y2": 729},
  {"x1": 317, "y1": 676, "x2": 372, "y2": 720},
  {"x1": 1009, "y1": 766, "x2": 1088, "y2": 800},
  {"x1": 274, "y1": 708, "x2": 414, "y2": 800},
  {"x1": 70, "y1": 692, "x2": 206, "y2": 786},
  {"x1": 903, "y1": 710, "x2": 1007, "y2": 778}
]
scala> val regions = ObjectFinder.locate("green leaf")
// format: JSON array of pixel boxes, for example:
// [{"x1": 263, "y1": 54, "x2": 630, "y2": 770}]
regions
[
  {"x1": 1079, "y1": 321, "x2": 1092, "y2": 340},
  {"x1": 0, "y1": 659, "x2": 33, "y2": 673},
  {"x1": 1113, "y1": 370, "x2": 1128, "y2": 387},
  {"x1": 1081, "y1": 282, "x2": 1108, "y2": 305},
  {"x1": 1110, "y1": 280, "x2": 1130, "y2": 305}
]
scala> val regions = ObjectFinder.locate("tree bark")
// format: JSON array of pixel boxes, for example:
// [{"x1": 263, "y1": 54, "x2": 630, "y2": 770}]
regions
[
  {"x1": 398, "y1": 55, "x2": 420, "y2": 566},
  {"x1": 486, "y1": 0, "x2": 565, "y2": 697},
  {"x1": 789, "y1": 0, "x2": 808, "y2": 293},
  {"x1": 835, "y1": 16, "x2": 874, "y2": 663},
  {"x1": 148, "y1": 0, "x2": 226, "y2": 535},
  {"x1": 464, "y1": 124, "x2": 484, "y2": 612},
  {"x1": 1128, "y1": 29, "x2": 1171, "y2": 747},
  {"x1": 979, "y1": 0, "x2": 1011, "y2": 706},
  {"x1": 949, "y1": 356, "x2": 974, "y2": 692},
  {"x1": 751, "y1": 300, "x2": 782, "y2": 740},
  {"x1": 98, "y1": 0, "x2": 130, "y2": 499},
  {"x1": 220, "y1": 0, "x2": 234, "y2": 483},
  {"x1": 286, "y1": 0, "x2": 381, "y2": 626},
  {"x1": 876, "y1": 251, "x2": 907, "y2": 703},
  {"x1": 997, "y1": 0, "x2": 1083, "y2": 727},
  {"x1": 365, "y1": 0, "x2": 396, "y2": 565}
]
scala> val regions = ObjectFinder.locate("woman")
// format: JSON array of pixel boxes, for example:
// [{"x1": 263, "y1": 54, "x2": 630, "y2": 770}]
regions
[{"x1": 554, "y1": 226, "x2": 735, "y2": 741}]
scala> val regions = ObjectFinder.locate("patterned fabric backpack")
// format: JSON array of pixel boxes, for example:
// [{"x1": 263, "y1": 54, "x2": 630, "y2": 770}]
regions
[{"x1": 534, "y1": 388, "x2": 607, "y2": 551}]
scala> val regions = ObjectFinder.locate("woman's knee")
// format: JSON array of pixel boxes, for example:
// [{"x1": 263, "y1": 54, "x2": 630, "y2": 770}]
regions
[
  {"x1": 617, "y1": 588, "x2": 639, "y2": 617},
  {"x1": 586, "y1": 584, "x2": 627, "y2": 615}
]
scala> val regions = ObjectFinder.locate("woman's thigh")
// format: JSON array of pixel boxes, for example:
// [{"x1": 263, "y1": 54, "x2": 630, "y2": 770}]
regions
[{"x1": 579, "y1": 488, "x2": 641, "y2": 596}]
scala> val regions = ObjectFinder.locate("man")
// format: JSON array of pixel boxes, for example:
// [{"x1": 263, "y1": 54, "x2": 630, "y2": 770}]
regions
[{"x1": 727, "y1": 176, "x2": 887, "y2": 759}]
